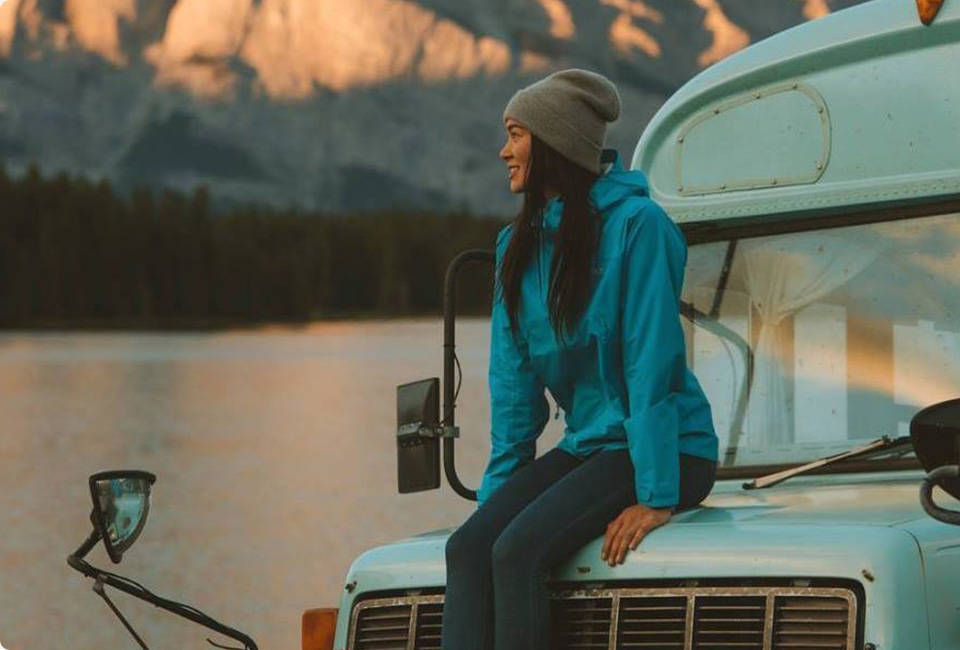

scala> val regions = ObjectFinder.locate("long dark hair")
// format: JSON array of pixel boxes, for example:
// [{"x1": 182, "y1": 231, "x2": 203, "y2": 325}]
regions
[{"x1": 496, "y1": 135, "x2": 601, "y2": 347}]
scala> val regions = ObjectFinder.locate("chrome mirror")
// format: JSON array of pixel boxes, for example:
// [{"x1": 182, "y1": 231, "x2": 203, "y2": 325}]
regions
[{"x1": 89, "y1": 470, "x2": 156, "y2": 564}]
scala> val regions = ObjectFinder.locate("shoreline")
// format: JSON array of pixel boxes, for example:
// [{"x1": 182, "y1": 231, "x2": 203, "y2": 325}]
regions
[{"x1": 0, "y1": 310, "x2": 493, "y2": 334}]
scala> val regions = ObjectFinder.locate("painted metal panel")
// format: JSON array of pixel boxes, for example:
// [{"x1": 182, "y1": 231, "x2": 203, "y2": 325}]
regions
[
  {"x1": 632, "y1": 0, "x2": 960, "y2": 222},
  {"x1": 332, "y1": 472, "x2": 935, "y2": 649},
  {"x1": 677, "y1": 83, "x2": 829, "y2": 195},
  {"x1": 896, "y1": 516, "x2": 960, "y2": 650}
]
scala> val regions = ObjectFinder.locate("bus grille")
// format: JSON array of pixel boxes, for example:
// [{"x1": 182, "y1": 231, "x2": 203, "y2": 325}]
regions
[{"x1": 348, "y1": 586, "x2": 857, "y2": 650}]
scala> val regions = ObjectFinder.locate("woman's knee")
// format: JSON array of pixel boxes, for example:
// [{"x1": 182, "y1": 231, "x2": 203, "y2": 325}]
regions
[
  {"x1": 490, "y1": 522, "x2": 539, "y2": 573},
  {"x1": 446, "y1": 520, "x2": 491, "y2": 568},
  {"x1": 677, "y1": 453, "x2": 718, "y2": 510}
]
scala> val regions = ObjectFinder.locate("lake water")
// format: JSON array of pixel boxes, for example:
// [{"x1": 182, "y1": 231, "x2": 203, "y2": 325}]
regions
[{"x1": 0, "y1": 320, "x2": 570, "y2": 650}]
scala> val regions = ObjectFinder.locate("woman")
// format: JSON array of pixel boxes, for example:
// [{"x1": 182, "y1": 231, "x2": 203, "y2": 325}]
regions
[{"x1": 441, "y1": 69, "x2": 719, "y2": 650}]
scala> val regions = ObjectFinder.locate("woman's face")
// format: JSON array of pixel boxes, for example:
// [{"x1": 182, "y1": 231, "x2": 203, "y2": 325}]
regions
[{"x1": 499, "y1": 118, "x2": 531, "y2": 194}]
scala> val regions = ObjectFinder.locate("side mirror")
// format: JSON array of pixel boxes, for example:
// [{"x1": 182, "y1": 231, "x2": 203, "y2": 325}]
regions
[
  {"x1": 396, "y1": 378, "x2": 441, "y2": 493},
  {"x1": 89, "y1": 470, "x2": 157, "y2": 564},
  {"x1": 68, "y1": 470, "x2": 259, "y2": 650},
  {"x1": 911, "y1": 399, "x2": 960, "y2": 524}
]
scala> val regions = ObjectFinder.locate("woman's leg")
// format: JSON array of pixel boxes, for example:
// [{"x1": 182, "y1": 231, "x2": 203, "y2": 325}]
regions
[
  {"x1": 440, "y1": 446, "x2": 582, "y2": 650},
  {"x1": 490, "y1": 449, "x2": 717, "y2": 650},
  {"x1": 675, "y1": 451, "x2": 718, "y2": 512}
]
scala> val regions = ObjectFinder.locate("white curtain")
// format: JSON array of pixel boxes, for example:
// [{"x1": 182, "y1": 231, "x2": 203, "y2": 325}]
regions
[{"x1": 740, "y1": 230, "x2": 885, "y2": 445}]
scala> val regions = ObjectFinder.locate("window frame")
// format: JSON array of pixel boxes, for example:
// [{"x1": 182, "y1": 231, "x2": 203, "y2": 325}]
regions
[{"x1": 679, "y1": 194, "x2": 960, "y2": 479}]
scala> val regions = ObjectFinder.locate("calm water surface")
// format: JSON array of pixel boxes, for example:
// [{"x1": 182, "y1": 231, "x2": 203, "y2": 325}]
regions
[{"x1": 0, "y1": 319, "x2": 568, "y2": 650}]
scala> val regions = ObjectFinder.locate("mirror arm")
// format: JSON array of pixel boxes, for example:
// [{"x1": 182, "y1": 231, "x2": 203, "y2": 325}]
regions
[
  {"x1": 66, "y1": 552, "x2": 259, "y2": 650},
  {"x1": 920, "y1": 465, "x2": 960, "y2": 525},
  {"x1": 71, "y1": 527, "x2": 101, "y2": 561},
  {"x1": 442, "y1": 249, "x2": 494, "y2": 501},
  {"x1": 92, "y1": 577, "x2": 152, "y2": 650}
]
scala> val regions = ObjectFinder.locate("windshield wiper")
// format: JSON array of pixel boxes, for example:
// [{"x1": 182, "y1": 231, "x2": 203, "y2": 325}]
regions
[{"x1": 742, "y1": 435, "x2": 913, "y2": 490}]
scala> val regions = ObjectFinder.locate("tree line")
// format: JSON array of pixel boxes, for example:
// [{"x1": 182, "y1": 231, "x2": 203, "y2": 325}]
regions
[{"x1": 0, "y1": 163, "x2": 508, "y2": 329}]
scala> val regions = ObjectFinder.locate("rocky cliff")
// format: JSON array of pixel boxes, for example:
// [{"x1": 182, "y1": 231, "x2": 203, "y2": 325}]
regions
[{"x1": 0, "y1": 0, "x2": 864, "y2": 214}]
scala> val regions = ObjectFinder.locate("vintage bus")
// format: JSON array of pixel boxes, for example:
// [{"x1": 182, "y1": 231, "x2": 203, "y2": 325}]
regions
[{"x1": 301, "y1": 0, "x2": 960, "y2": 648}]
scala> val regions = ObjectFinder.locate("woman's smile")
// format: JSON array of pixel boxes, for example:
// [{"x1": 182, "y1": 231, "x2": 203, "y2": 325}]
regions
[{"x1": 500, "y1": 118, "x2": 532, "y2": 193}]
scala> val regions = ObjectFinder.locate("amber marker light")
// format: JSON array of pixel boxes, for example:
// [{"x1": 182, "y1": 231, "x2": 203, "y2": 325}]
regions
[
  {"x1": 302, "y1": 608, "x2": 338, "y2": 650},
  {"x1": 916, "y1": 0, "x2": 945, "y2": 24}
]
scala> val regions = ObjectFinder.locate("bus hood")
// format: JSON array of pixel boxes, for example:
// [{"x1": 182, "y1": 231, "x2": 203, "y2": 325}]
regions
[
  {"x1": 345, "y1": 471, "x2": 931, "y2": 587},
  {"x1": 336, "y1": 472, "x2": 947, "y2": 649}
]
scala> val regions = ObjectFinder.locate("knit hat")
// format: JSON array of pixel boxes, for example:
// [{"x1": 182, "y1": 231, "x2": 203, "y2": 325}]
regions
[{"x1": 502, "y1": 69, "x2": 621, "y2": 174}]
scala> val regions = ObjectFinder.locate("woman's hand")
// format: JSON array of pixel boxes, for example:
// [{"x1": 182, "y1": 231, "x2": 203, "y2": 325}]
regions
[{"x1": 601, "y1": 504, "x2": 672, "y2": 566}]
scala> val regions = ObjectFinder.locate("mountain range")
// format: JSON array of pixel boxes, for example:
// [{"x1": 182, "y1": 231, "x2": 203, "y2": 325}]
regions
[{"x1": 0, "y1": 0, "x2": 866, "y2": 214}]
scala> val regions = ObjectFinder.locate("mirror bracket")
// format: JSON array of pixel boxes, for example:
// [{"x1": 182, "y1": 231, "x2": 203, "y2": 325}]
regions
[
  {"x1": 398, "y1": 423, "x2": 460, "y2": 440},
  {"x1": 91, "y1": 576, "x2": 151, "y2": 650},
  {"x1": 395, "y1": 249, "x2": 493, "y2": 499},
  {"x1": 68, "y1": 551, "x2": 259, "y2": 650},
  {"x1": 398, "y1": 422, "x2": 430, "y2": 438},
  {"x1": 441, "y1": 425, "x2": 460, "y2": 439}
]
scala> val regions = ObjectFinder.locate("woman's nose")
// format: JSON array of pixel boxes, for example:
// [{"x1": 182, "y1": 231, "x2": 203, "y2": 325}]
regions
[{"x1": 499, "y1": 142, "x2": 510, "y2": 160}]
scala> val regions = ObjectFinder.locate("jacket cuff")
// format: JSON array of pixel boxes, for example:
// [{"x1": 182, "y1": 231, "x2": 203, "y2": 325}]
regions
[
  {"x1": 626, "y1": 394, "x2": 681, "y2": 511},
  {"x1": 636, "y1": 488, "x2": 678, "y2": 509}
]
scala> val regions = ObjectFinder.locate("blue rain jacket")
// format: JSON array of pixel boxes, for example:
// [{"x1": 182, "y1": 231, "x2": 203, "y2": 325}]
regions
[{"x1": 477, "y1": 149, "x2": 718, "y2": 509}]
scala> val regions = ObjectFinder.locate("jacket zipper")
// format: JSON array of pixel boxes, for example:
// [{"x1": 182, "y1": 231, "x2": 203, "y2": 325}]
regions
[
  {"x1": 538, "y1": 224, "x2": 543, "y2": 297},
  {"x1": 539, "y1": 211, "x2": 561, "y2": 422}
]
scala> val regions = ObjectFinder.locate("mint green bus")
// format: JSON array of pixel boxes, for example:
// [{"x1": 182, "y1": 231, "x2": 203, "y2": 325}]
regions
[{"x1": 303, "y1": 1, "x2": 960, "y2": 648}]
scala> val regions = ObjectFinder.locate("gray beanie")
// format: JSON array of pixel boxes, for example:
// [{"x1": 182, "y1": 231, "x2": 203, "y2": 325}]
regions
[{"x1": 502, "y1": 68, "x2": 621, "y2": 174}]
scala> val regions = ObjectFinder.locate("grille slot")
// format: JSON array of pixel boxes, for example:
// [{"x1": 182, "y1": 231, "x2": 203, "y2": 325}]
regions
[
  {"x1": 618, "y1": 595, "x2": 687, "y2": 649},
  {"x1": 347, "y1": 587, "x2": 857, "y2": 650},
  {"x1": 414, "y1": 602, "x2": 444, "y2": 650},
  {"x1": 552, "y1": 596, "x2": 612, "y2": 649},
  {"x1": 694, "y1": 595, "x2": 766, "y2": 649},
  {"x1": 353, "y1": 603, "x2": 412, "y2": 650},
  {"x1": 772, "y1": 596, "x2": 850, "y2": 650}
]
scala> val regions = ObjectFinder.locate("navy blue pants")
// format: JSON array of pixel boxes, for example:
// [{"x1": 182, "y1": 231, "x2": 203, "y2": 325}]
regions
[{"x1": 441, "y1": 446, "x2": 717, "y2": 650}]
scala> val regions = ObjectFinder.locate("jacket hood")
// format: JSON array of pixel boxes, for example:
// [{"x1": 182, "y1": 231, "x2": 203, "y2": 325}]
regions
[{"x1": 541, "y1": 148, "x2": 650, "y2": 233}]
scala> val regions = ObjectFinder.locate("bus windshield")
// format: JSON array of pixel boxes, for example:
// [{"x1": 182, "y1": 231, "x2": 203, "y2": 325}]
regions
[{"x1": 682, "y1": 210, "x2": 960, "y2": 470}]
